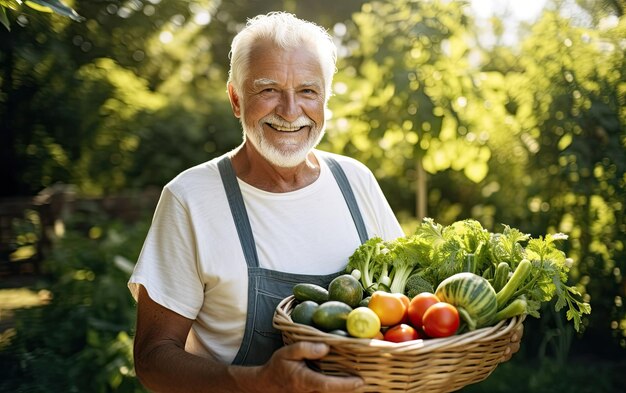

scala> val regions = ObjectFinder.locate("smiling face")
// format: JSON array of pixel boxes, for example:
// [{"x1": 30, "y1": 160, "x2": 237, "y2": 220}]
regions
[{"x1": 228, "y1": 39, "x2": 327, "y2": 168}]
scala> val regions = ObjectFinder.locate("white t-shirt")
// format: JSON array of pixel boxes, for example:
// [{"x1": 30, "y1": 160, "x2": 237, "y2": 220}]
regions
[{"x1": 128, "y1": 150, "x2": 404, "y2": 363}]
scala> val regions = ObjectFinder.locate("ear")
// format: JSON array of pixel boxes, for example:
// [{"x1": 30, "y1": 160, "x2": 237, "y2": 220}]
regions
[{"x1": 227, "y1": 83, "x2": 242, "y2": 118}]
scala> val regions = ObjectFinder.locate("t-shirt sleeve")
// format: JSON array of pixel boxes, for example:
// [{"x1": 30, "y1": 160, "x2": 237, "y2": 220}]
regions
[
  {"x1": 128, "y1": 186, "x2": 204, "y2": 320},
  {"x1": 364, "y1": 171, "x2": 405, "y2": 240}
]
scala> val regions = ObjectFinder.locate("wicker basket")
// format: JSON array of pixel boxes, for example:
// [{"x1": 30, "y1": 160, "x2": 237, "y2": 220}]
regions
[{"x1": 273, "y1": 295, "x2": 524, "y2": 393}]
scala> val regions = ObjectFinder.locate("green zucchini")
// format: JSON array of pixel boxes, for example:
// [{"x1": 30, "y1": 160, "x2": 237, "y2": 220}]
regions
[
  {"x1": 496, "y1": 259, "x2": 532, "y2": 309},
  {"x1": 492, "y1": 262, "x2": 511, "y2": 293},
  {"x1": 312, "y1": 301, "x2": 353, "y2": 331},
  {"x1": 494, "y1": 297, "x2": 527, "y2": 322},
  {"x1": 290, "y1": 300, "x2": 319, "y2": 326},
  {"x1": 293, "y1": 283, "x2": 329, "y2": 304},
  {"x1": 435, "y1": 272, "x2": 497, "y2": 330}
]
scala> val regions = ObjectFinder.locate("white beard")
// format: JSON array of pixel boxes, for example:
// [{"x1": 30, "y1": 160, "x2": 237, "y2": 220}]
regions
[{"x1": 242, "y1": 113, "x2": 325, "y2": 168}]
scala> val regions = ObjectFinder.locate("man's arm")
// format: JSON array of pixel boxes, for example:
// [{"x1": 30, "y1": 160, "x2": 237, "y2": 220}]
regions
[{"x1": 133, "y1": 285, "x2": 364, "y2": 393}]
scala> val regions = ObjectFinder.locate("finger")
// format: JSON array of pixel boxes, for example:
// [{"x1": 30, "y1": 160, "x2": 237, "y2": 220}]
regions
[
  {"x1": 298, "y1": 368, "x2": 365, "y2": 392},
  {"x1": 279, "y1": 343, "x2": 365, "y2": 392},
  {"x1": 280, "y1": 341, "x2": 330, "y2": 361}
]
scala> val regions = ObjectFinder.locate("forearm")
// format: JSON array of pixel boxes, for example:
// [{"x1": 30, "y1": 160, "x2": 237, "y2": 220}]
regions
[{"x1": 135, "y1": 343, "x2": 261, "y2": 393}]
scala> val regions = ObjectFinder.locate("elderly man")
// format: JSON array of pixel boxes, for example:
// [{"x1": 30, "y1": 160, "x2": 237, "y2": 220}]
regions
[{"x1": 129, "y1": 12, "x2": 404, "y2": 392}]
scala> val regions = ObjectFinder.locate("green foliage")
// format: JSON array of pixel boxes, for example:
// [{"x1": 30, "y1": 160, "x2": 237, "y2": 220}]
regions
[
  {"x1": 327, "y1": 0, "x2": 493, "y2": 200},
  {"x1": 0, "y1": 0, "x2": 82, "y2": 30},
  {"x1": 0, "y1": 0, "x2": 365, "y2": 197},
  {"x1": 0, "y1": 215, "x2": 150, "y2": 392},
  {"x1": 507, "y1": 5, "x2": 626, "y2": 349}
]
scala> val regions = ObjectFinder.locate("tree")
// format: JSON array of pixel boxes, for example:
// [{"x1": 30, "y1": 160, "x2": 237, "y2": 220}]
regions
[
  {"x1": 327, "y1": 0, "x2": 497, "y2": 220},
  {"x1": 0, "y1": 1, "x2": 368, "y2": 196},
  {"x1": 508, "y1": 6, "x2": 626, "y2": 350}
]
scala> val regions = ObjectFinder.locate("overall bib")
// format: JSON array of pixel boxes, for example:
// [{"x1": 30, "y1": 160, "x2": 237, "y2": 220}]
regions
[{"x1": 217, "y1": 155, "x2": 368, "y2": 366}]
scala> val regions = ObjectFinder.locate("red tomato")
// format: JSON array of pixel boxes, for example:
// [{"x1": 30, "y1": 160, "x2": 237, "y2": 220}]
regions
[
  {"x1": 383, "y1": 323, "x2": 421, "y2": 343},
  {"x1": 422, "y1": 302, "x2": 460, "y2": 338},
  {"x1": 408, "y1": 292, "x2": 440, "y2": 329}
]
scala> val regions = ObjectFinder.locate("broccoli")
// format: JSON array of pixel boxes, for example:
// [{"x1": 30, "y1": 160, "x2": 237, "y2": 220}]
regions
[
  {"x1": 404, "y1": 274, "x2": 434, "y2": 299},
  {"x1": 345, "y1": 236, "x2": 385, "y2": 294}
]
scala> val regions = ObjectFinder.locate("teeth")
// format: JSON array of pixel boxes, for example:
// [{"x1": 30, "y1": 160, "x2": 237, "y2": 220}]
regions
[
  {"x1": 262, "y1": 115, "x2": 313, "y2": 132},
  {"x1": 272, "y1": 125, "x2": 302, "y2": 132}
]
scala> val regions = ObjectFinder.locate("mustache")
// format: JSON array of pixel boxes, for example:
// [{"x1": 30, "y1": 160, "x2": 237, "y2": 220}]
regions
[{"x1": 261, "y1": 114, "x2": 315, "y2": 129}]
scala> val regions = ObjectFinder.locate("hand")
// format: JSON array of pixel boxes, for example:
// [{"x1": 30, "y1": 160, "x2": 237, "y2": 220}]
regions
[
  {"x1": 255, "y1": 342, "x2": 365, "y2": 393},
  {"x1": 502, "y1": 321, "x2": 524, "y2": 362}
]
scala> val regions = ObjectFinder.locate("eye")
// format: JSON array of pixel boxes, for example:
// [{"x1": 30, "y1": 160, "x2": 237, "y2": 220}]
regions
[{"x1": 301, "y1": 88, "x2": 319, "y2": 96}]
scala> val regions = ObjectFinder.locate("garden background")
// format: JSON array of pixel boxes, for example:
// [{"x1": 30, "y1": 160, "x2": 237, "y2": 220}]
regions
[{"x1": 0, "y1": 0, "x2": 624, "y2": 392}]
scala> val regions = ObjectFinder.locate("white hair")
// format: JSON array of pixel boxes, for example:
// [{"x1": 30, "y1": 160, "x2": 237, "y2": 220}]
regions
[{"x1": 227, "y1": 12, "x2": 337, "y2": 102}]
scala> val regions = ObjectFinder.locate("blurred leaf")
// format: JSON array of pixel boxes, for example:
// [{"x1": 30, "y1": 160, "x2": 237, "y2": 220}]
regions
[
  {"x1": 113, "y1": 255, "x2": 135, "y2": 276},
  {"x1": 0, "y1": 0, "x2": 22, "y2": 10},
  {"x1": 464, "y1": 161, "x2": 489, "y2": 184},
  {"x1": 24, "y1": 0, "x2": 51, "y2": 13},
  {"x1": 25, "y1": 0, "x2": 83, "y2": 21},
  {"x1": 0, "y1": 6, "x2": 9, "y2": 30}
]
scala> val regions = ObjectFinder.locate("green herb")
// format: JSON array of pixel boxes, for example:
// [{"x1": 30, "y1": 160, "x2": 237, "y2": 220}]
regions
[{"x1": 522, "y1": 233, "x2": 592, "y2": 331}]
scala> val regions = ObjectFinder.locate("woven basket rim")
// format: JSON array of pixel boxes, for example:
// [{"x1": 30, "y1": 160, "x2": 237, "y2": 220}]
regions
[{"x1": 273, "y1": 295, "x2": 524, "y2": 353}]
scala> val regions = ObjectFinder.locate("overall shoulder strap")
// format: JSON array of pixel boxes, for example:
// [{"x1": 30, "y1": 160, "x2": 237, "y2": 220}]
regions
[
  {"x1": 217, "y1": 156, "x2": 260, "y2": 268},
  {"x1": 322, "y1": 155, "x2": 369, "y2": 244}
]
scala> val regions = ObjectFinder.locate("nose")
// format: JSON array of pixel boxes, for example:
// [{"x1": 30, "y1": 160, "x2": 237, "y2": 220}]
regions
[{"x1": 276, "y1": 90, "x2": 302, "y2": 122}]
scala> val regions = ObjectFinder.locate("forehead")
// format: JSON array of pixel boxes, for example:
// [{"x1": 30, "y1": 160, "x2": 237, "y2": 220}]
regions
[{"x1": 245, "y1": 39, "x2": 324, "y2": 86}]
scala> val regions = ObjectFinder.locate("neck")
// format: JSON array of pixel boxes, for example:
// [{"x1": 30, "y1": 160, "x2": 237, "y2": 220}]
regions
[{"x1": 229, "y1": 142, "x2": 320, "y2": 192}]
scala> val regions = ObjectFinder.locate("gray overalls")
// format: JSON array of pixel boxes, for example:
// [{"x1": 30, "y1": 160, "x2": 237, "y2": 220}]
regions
[{"x1": 217, "y1": 154, "x2": 368, "y2": 366}]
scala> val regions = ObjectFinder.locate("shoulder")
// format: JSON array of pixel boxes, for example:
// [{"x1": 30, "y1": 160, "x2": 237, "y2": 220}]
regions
[
  {"x1": 316, "y1": 150, "x2": 374, "y2": 180},
  {"x1": 163, "y1": 154, "x2": 228, "y2": 202}
]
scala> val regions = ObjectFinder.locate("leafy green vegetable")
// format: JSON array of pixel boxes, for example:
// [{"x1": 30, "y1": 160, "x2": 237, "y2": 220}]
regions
[
  {"x1": 411, "y1": 218, "x2": 493, "y2": 285},
  {"x1": 383, "y1": 236, "x2": 424, "y2": 294},
  {"x1": 345, "y1": 236, "x2": 385, "y2": 294},
  {"x1": 489, "y1": 226, "x2": 529, "y2": 268},
  {"x1": 522, "y1": 233, "x2": 592, "y2": 331},
  {"x1": 345, "y1": 235, "x2": 429, "y2": 295},
  {"x1": 345, "y1": 218, "x2": 591, "y2": 332}
]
